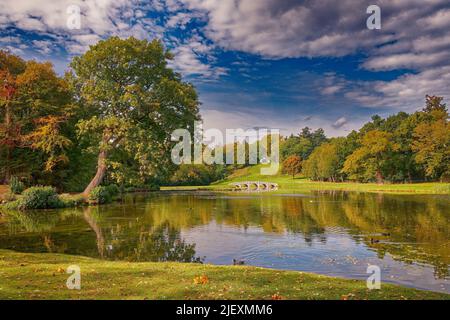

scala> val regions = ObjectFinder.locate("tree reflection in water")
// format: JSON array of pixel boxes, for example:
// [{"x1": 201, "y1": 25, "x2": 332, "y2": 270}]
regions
[{"x1": 0, "y1": 191, "x2": 448, "y2": 279}]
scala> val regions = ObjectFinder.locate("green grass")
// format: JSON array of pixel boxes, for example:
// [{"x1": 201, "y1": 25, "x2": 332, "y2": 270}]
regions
[
  {"x1": 162, "y1": 165, "x2": 450, "y2": 195},
  {"x1": 0, "y1": 250, "x2": 448, "y2": 300}
]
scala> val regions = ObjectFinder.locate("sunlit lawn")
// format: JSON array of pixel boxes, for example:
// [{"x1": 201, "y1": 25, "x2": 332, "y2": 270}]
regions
[
  {"x1": 0, "y1": 250, "x2": 448, "y2": 300},
  {"x1": 162, "y1": 165, "x2": 450, "y2": 195}
]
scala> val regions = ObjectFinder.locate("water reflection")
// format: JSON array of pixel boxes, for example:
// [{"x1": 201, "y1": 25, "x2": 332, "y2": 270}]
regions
[{"x1": 0, "y1": 191, "x2": 448, "y2": 292}]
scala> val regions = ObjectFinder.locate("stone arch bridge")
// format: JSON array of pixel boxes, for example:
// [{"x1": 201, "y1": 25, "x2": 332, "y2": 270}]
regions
[{"x1": 230, "y1": 181, "x2": 279, "y2": 192}]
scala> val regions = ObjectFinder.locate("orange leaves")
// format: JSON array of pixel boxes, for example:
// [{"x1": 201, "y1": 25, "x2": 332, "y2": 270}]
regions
[
  {"x1": 271, "y1": 293, "x2": 283, "y2": 300},
  {"x1": 193, "y1": 275, "x2": 209, "y2": 285},
  {"x1": 282, "y1": 155, "x2": 302, "y2": 178}
]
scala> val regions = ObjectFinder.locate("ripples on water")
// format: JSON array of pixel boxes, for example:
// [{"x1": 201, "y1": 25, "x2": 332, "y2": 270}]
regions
[{"x1": 0, "y1": 191, "x2": 448, "y2": 293}]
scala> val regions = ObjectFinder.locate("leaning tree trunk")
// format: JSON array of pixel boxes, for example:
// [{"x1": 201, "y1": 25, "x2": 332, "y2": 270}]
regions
[
  {"x1": 83, "y1": 207, "x2": 105, "y2": 258},
  {"x1": 83, "y1": 149, "x2": 107, "y2": 197}
]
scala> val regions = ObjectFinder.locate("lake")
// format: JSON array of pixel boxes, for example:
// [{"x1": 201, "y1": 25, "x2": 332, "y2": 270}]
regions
[{"x1": 0, "y1": 191, "x2": 448, "y2": 293}]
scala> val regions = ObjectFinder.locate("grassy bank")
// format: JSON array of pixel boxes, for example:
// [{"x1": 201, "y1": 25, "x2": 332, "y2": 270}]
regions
[
  {"x1": 0, "y1": 250, "x2": 448, "y2": 300},
  {"x1": 163, "y1": 165, "x2": 450, "y2": 195}
]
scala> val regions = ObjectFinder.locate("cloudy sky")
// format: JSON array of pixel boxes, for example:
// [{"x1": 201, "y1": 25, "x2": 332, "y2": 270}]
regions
[{"x1": 1, "y1": 0, "x2": 450, "y2": 136}]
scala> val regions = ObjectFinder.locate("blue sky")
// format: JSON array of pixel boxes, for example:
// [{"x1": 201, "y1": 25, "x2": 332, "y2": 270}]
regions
[{"x1": 1, "y1": 0, "x2": 450, "y2": 136}]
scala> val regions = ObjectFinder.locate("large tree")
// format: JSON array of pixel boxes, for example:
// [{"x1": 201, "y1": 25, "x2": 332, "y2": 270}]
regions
[
  {"x1": 69, "y1": 37, "x2": 200, "y2": 196},
  {"x1": 282, "y1": 155, "x2": 302, "y2": 179},
  {"x1": 412, "y1": 96, "x2": 450, "y2": 180},
  {"x1": 0, "y1": 51, "x2": 26, "y2": 182},
  {"x1": 280, "y1": 127, "x2": 327, "y2": 160},
  {"x1": 0, "y1": 51, "x2": 72, "y2": 183},
  {"x1": 302, "y1": 142, "x2": 340, "y2": 181},
  {"x1": 342, "y1": 130, "x2": 399, "y2": 184}
]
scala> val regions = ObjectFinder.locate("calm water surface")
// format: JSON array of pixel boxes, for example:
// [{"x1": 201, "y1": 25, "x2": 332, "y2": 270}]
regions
[{"x1": 0, "y1": 191, "x2": 448, "y2": 293}]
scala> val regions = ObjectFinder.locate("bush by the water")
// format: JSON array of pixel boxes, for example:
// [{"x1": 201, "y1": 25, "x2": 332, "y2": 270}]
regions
[
  {"x1": 9, "y1": 176, "x2": 25, "y2": 194},
  {"x1": 169, "y1": 164, "x2": 226, "y2": 186},
  {"x1": 88, "y1": 186, "x2": 113, "y2": 204},
  {"x1": 105, "y1": 184, "x2": 120, "y2": 197},
  {"x1": 5, "y1": 186, "x2": 64, "y2": 210}
]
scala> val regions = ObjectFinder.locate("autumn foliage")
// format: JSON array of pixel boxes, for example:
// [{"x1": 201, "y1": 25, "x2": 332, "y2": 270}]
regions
[{"x1": 282, "y1": 155, "x2": 302, "y2": 179}]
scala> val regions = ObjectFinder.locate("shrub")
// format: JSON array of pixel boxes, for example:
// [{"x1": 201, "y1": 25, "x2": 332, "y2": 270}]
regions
[
  {"x1": 9, "y1": 176, "x2": 25, "y2": 194},
  {"x1": 147, "y1": 183, "x2": 160, "y2": 191},
  {"x1": 106, "y1": 184, "x2": 120, "y2": 197},
  {"x1": 15, "y1": 186, "x2": 63, "y2": 210},
  {"x1": 89, "y1": 186, "x2": 112, "y2": 204}
]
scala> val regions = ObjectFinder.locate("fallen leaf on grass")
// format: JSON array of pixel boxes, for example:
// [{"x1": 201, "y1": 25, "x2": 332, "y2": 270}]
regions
[
  {"x1": 193, "y1": 275, "x2": 209, "y2": 285},
  {"x1": 271, "y1": 293, "x2": 283, "y2": 300}
]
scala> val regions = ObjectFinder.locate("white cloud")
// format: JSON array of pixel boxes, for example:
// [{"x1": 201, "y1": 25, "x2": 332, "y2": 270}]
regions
[
  {"x1": 363, "y1": 52, "x2": 450, "y2": 71},
  {"x1": 2, "y1": 0, "x2": 450, "y2": 115},
  {"x1": 32, "y1": 39, "x2": 54, "y2": 54},
  {"x1": 174, "y1": 0, "x2": 450, "y2": 110},
  {"x1": 418, "y1": 8, "x2": 450, "y2": 29},
  {"x1": 168, "y1": 36, "x2": 227, "y2": 79},
  {"x1": 332, "y1": 117, "x2": 348, "y2": 129},
  {"x1": 202, "y1": 108, "x2": 362, "y2": 138},
  {"x1": 0, "y1": 0, "x2": 163, "y2": 55},
  {"x1": 345, "y1": 66, "x2": 450, "y2": 110}
]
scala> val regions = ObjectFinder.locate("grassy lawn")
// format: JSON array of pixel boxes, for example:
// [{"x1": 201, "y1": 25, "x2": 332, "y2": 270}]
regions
[
  {"x1": 162, "y1": 165, "x2": 450, "y2": 195},
  {"x1": 0, "y1": 250, "x2": 448, "y2": 300}
]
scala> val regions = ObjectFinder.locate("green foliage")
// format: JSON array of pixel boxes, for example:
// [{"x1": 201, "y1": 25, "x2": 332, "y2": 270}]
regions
[
  {"x1": 412, "y1": 96, "x2": 450, "y2": 180},
  {"x1": 169, "y1": 164, "x2": 226, "y2": 186},
  {"x1": 9, "y1": 176, "x2": 25, "y2": 194},
  {"x1": 296, "y1": 96, "x2": 449, "y2": 184},
  {"x1": 9, "y1": 186, "x2": 63, "y2": 210},
  {"x1": 70, "y1": 36, "x2": 200, "y2": 192},
  {"x1": 2, "y1": 45, "x2": 450, "y2": 194},
  {"x1": 281, "y1": 127, "x2": 327, "y2": 160},
  {"x1": 88, "y1": 186, "x2": 113, "y2": 204},
  {"x1": 303, "y1": 142, "x2": 341, "y2": 181},
  {"x1": 105, "y1": 184, "x2": 120, "y2": 197},
  {"x1": 342, "y1": 130, "x2": 399, "y2": 183}
]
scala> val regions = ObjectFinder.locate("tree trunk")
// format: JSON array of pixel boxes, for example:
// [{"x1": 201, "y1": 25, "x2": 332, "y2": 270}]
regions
[
  {"x1": 83, "y1": 149, "x2": 107, "y2": 197},
  {"x1": 375, "y1": 169, "x2": 384, "y2": 185}
]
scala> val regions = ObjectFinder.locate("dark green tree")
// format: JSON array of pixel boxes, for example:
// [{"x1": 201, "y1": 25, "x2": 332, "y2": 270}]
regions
[{"x1": 69, "y1": 37, "x2": 200, "y2": 196}]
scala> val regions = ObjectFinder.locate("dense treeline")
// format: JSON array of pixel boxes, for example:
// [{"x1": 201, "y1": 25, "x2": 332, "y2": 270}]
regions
[
  {"x1": 282, "y1": 96, "x2": 449, "y2": 183},
  {"x1": 0, "y1": 37, "x2": 202, "y2": 193}
]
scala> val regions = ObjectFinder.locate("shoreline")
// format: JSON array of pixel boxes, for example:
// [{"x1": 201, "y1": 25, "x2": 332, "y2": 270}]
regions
[{"x1": 161, "y1": 180, "x2": 450, "y2": 195}]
